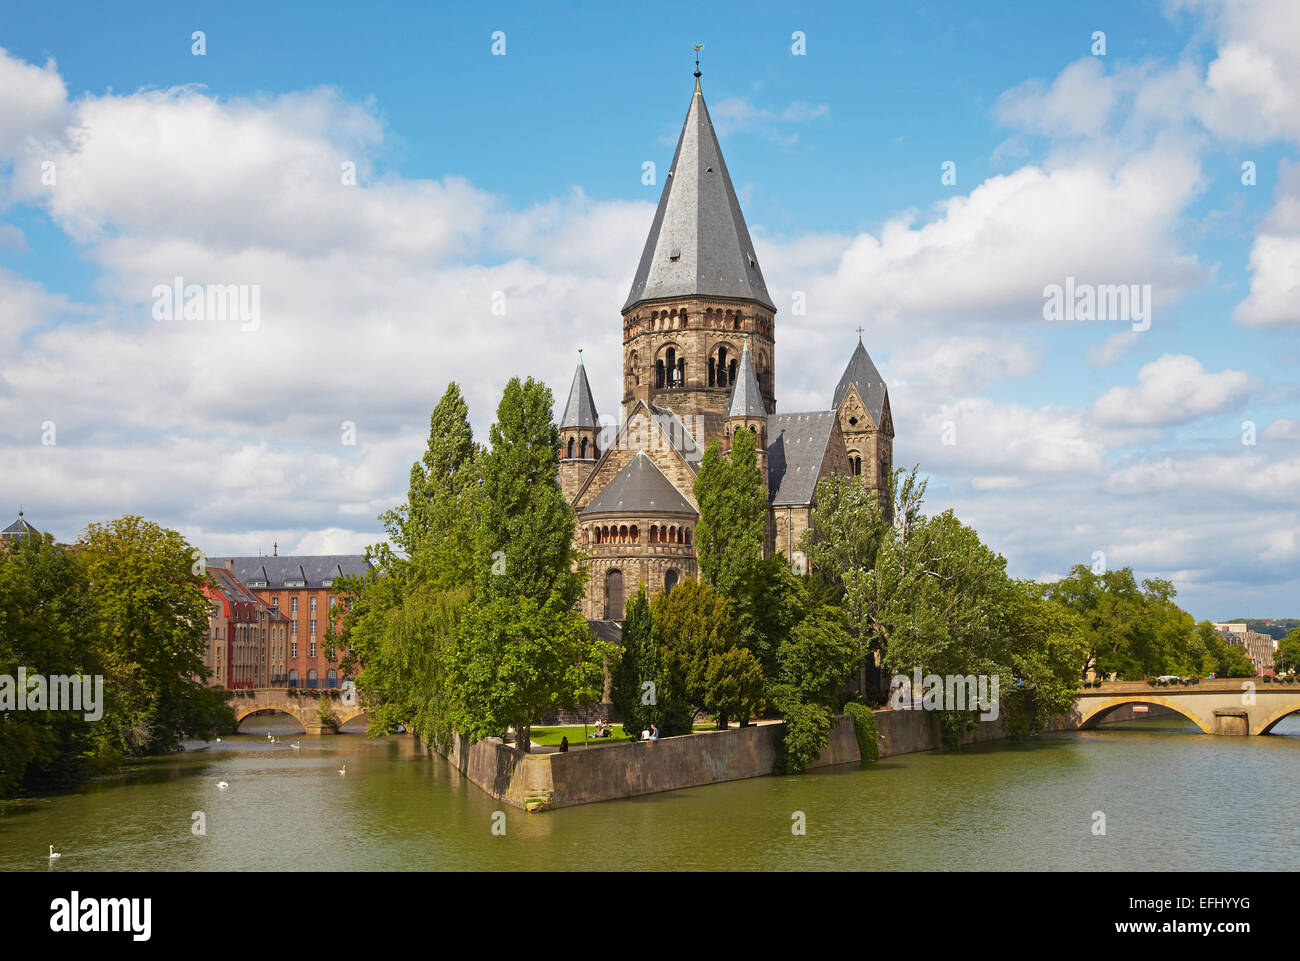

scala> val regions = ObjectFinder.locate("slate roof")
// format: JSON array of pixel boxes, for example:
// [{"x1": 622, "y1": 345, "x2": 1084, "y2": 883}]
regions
[
  {"x1": 207, "y1": 555, "x2": 373, "y2": 589},
  {"x1": 579, "y1": 452, "x2": 697, "y2": 518},
  {"x1": 588, "y1": 620, "x2": 624, "y2": 648},
  {"x1": 726, "y1": 339, "x2": 766, "y2": 418},
  {"x1": 832, "y1": 339, "x2": 889, "y2": 425},
  {"x1": 766, "y1": 411, "x2": 839, "y2": 506},
  {"x1": 1, "y1": 513, "x2": 40, "y2": 539},
  {"x1": 560, "y1": 356, "x2": 599, "y2": 430},
  {"x1": 623, "y1": 82, "x2": 775, "y2": 312}
]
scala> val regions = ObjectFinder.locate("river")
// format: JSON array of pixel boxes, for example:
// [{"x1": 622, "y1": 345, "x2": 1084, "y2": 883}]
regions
[{"x1": 3, "y1": 714, "x2": 1298, "y2": 871}]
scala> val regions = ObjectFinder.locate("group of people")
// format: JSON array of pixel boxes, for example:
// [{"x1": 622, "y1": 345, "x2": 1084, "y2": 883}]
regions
[{"x1": 555, "y1": 721, "x2": 658, "y2": 754}]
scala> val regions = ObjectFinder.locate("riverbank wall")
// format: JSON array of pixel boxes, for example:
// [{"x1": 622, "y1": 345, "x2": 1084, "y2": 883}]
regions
[
  {"x1": 428, "y1": 715, "x2": 860, "y2": 810},
  {"x1": 428, "y1": 702, "x2": 1170, "y2": 809}
]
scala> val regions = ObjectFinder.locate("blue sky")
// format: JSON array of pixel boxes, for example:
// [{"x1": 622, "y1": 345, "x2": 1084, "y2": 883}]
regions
[{"x1": 1, "y1": 0, "x2": 1297, "y2": 618}]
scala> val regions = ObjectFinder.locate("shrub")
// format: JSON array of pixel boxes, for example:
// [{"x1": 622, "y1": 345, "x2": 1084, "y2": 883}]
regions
[{"x1": 844, "y1": 702, "x2": 879, "y2": 762}]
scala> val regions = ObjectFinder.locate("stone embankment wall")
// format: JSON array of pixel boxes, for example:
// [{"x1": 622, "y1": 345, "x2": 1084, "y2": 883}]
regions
[{"x1": 430, "y1": 701, "x2": 1162, "y2": 810}]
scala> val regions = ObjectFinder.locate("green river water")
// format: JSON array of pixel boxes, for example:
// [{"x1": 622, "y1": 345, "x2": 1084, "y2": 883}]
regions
[{"x1": 3, "y1": 714, "x2": 1298, "y2": 871}]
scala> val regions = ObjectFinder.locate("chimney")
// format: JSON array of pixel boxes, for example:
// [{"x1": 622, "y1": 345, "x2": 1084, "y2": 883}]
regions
[{"x1": 633, "y1": 381, "x2": 652, "y2": 411}]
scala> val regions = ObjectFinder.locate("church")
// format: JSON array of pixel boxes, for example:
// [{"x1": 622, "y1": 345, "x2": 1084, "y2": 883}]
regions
[{"x1": 555, "y1": 72, "x2": 895, "y2": 622}]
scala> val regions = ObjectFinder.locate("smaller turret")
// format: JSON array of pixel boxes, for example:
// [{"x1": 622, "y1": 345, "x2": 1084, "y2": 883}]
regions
[
  {"x1": 724, "y1": 335, "x2": 768, "y2": 487},
  {"x1": 558, "y1": 350, "x2": 601, "y2": 502}
]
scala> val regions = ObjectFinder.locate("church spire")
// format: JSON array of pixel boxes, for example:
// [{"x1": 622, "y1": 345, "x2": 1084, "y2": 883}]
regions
[
  {"x1": 560, "y1": 351, "x2": 599, "y2": 430},
  {"x1": 727, "y1": 335, "x2": 766, "y2": 418},
  {"x1": 622, "y1": 76, "x2": 774, "y2": 312}
]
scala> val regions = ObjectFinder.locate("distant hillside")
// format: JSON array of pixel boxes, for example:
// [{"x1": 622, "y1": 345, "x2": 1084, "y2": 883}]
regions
[{"x1": 1222, "y1": 618, "x2": 1299, "y2": 640}]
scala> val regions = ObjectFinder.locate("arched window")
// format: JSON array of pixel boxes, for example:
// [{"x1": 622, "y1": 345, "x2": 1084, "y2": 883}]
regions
[
  {"x1": 729, "y1": 359, "x2": 738, "y2": 385},
  {"x1": 580, "y1": 437, "x2": 589, "y2": 459},
  {"x1": 288, "y1": 669, "x2": 298, "y2": 689},
  {"x1": 677, "y1": 358, "x2": 685, "y2": 387},
  {"x1": 664, "y1": 569, "x2": 679, "y2": 593},
  {"x1": 567, "y1": 438, "x2": 575, "y2": 459},
  {"x1": 630, "y1": 525, "x2": 639, "y2": 542},
  {"x1": 326, "y1": 668, "x2": 338, "y2": 689},
  {"x1": 708, "y1": 357, "x2": 716, "y2": 387},
  {"x1": 717, "y1": 347, "x2": 728, "y2": 387},
  {"x1": 307, "y1": 669, "x2": 319, "y2": 688},
  {"x1": 656, "y1": 360, "x2": 665, "y2": 389},
  {"x1": 684, "y1": 528, "x2": 692, "y2": 545},
  {"x1": 606, "y1": 569, "x2": 625, "y2": 620}
]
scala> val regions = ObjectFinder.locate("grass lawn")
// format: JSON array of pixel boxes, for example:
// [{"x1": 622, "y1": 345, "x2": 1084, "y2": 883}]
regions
[
  {"x1": 529, "y1": 725, "x2": 634, "y2": 746},
  {"x1": 527, "y1": 722, "x2": 725, "y2": 746}
]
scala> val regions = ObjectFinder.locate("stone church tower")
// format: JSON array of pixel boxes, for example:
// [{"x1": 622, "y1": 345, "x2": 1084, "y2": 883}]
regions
[
  {"x1": 619, "y1": 74, "x2": 777, "y2": 452},
  {"x1": 557, "y1": 71, "x2": 896, "y2": 621}
]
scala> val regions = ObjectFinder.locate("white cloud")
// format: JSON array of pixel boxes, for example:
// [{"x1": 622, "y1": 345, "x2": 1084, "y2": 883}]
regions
[
  {"x1": 1086, "y1": 330, "x2": 1140, "y2": 367},
  {"x1": 1092, "y1": 354, "x2": 1253, "y2": 426}
]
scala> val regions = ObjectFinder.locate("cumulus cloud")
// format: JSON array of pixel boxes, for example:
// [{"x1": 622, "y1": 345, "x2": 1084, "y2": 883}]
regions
[{"x1": 1092, "y1": 355, "x2": 1253, "y2": 426}]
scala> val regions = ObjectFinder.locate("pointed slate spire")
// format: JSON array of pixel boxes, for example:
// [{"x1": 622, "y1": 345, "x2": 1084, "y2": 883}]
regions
[
  {"x1": 832, "y1": 337, "x2": 888, "y2": 425},
  {"x1": 623, "y1": 80, "x2": 774, "y2": 312},
  {"x1": 727, "y1": 335, "x2": 766, "y2": 418},
  {"x1": 560, "y1": 350, "x2": 599, "y2": 430}
]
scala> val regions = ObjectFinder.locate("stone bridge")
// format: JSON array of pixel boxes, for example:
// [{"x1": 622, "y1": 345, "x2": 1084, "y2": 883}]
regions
[
  {"x1": 226, "y1": 687, "x2": 372, "y2": 735},
  {"x1": 1075, "y1": 678, "x2": 1300, "y2": 736}
]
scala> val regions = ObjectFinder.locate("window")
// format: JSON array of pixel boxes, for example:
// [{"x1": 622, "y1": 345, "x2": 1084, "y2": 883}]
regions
[
  {"x1": 580, "y1": 437, "x2": 589, "y2": 459},
  {"x1": 310, "y1": 618, "x2": 317, "y2": 637},
  {"x1": 664, "y1": 569, "x2": 679, "y2": 593},
  {"x1": 329, "y1": 596, "x2": 336, "y2": 610},
  {"x1": 310, "y1": 641, "x2": 317, "y2": 658},
  {"x1": 605, "y1": 569, "x2": 625, "y2": 620},
  {"x1": 291, "y1": 619, "x2": 298, "y2": 635},
  {"x1": 310, "y1": 596, "x2": 317, "y2": 614},
  {"x1": 271, "y1": 596, "x2": 278, "y2": 608},
  {"x1": 291, "y1": 641, "x2": 297, "y2": 658},
  {"x1": 290, "y1": 597, "x2": 298, "y2": 614},
  {"x1": 327, "y1": 669, "x2": 338, "y2": 689},
  {"x1": 307, "y1": 669, "x2": 319, "y2": 687},
  {"x1": 567, "y1": 437, "x2": 575, "y2": 458}
]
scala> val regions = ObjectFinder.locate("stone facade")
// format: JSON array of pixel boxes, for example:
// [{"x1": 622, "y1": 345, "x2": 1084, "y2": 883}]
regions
[{"x1": 555, "y1": 78, "x2": 896, "y2": 620}]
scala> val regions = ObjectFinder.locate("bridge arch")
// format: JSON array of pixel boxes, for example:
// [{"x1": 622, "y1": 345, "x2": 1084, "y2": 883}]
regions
[
  {"x1": 1252, "y1": 698, "x2": 1300, "y2": 735},
  {"x1": 234, "y1": 705, "x2": 308, "y2": 728},
  {"x1": 1076, "y1": 697, "x2": 1214, "y2": 735}
]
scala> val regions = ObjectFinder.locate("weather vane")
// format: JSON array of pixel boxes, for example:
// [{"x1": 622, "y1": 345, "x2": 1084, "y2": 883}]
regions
[{"x1": 693, "y1": 42, "x2": 704, "y2": 79}]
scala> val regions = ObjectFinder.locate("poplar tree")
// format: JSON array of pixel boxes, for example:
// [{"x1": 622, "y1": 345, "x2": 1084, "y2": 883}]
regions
[
  {"x1": 446, "y1": 376, "x2": 612, "y2": 753},
  {"x1": 694, "y1": 428, "x2": 767, "y2": 599}
]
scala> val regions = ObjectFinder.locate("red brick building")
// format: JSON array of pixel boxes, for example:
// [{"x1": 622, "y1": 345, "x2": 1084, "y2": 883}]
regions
[
  {"x1": 201, "y1": 566, "x2": 265, "y2": 689},
  {"x1": 209, "y1": 553, "x2": 370, "y2": 689}
]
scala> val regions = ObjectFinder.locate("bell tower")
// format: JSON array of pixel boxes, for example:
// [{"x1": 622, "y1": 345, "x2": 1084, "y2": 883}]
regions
[{"x1": 621, "y1": 70, "x2": 776, "y2": 450}]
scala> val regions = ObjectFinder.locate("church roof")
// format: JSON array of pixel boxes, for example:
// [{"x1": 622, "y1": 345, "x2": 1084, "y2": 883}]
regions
[
  {"x1": 766, "y1": 411, "x2": 839, "y2": 506},
  {"x1": 560, "y1": 355, "x2": 599, "y2": 430},
  {"x1": 580, "y1": 452, "x2": 697, "y2": 518},
  {"x1": 832, "y1": 338, "x2": 888, "y2": 425},
  {"x1": 622, "y1": 81, "x2": 775, "y2": 312},
  {"x1": 1, "y1": 512, "x2": 40, "y2": 539},
  {"x1": 726, "y1": 338, "x2": 766, "y2": 418}
]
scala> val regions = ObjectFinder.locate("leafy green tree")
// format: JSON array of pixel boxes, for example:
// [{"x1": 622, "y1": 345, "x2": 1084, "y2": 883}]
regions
[
  {"x1": 334, "y1": 383, "x2": 480, "y2": 743},
  {"x1": 80, "y1": 515, "x2": 213, "y2": 757},
  {"x1": 610, "y1": 588, "x2": 692, "y2": 738},
  {"x1": 0, "y1": 533, "x2": 100, "y2": 795},
  {"x1": 1276, "y1": 628, "x2": 1300, "y2": 674},
  {"x1": 694, "y1": 429, "x2": 767, "y2": 598},
  {"x1": 475, "y1": 376, "x2": 583, "y2": 608},
  {"x1": 445, "y1": 596, "x2": 616, "y2": 753},
  {"x1": 651, "y1": 578, "x2": 762, "y2": 728},
  {"x1": 802, "y1": 468, "x2": 922, "y2": 700}
]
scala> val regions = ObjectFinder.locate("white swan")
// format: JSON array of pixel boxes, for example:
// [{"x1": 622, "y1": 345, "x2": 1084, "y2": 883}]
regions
[
  {"x1": 338, "y1": 765, "x2": 346, "y2": 775},
  {"x1": 291, "y1": 741, "x2": 301, "y2": 750},
  {"x1": 217, "y1": 781, "x2": 229, "y2": 789},
  {"x1": 215, "y1": 738, "x2": 221, "y2": 742},
  {"x1": 49, "y1": 845, "x2": 60, "y2": 860}
]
